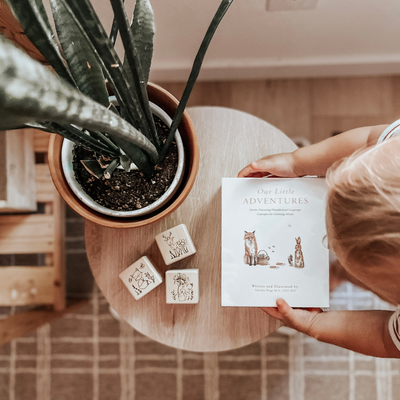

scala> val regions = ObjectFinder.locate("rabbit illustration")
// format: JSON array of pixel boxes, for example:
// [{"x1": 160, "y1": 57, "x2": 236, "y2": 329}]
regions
[{"x1": 294, "y1": 237, "x2": 305, "y2": 268}]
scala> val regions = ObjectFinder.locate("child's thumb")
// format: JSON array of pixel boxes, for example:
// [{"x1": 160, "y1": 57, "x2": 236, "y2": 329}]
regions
[
  {"x1": 276, "y1": 298, "x2": 293, "y2": 318},
  {"x1": 251, "y1": 160, "x2": 267, "y2": 171}
]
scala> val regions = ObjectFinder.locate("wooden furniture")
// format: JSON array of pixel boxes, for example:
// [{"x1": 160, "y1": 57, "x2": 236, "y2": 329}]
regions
[
  {"x1": 0, "y1": 0, "x2": 48, "y2": 63},
  {"x1": 0, "y1": 130, "x2": 66, "y2": 309},
  {"x1": 0, "y1": 130, "x2": 87, "y2": 346},
  {"x1": 85, "y1": 106, "x2": 297, "y2": 352},
  {"x1": 0, "y1": 130, "x2": 36, "y2": 212}
]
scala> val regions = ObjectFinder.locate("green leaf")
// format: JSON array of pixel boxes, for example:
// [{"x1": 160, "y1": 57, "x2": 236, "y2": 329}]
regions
[
  {"x1": 5, "y1": 0, "x2": 76, "y2": 86},
  {"x1": 50, "y1": 0, "x2": 109, "y2": 107},
  {"x1": 126, "y1": 0, "x2": 154, "y2": 87},
  {"x1": 81, "y1": 160, "x2": 104, "y2": 179},
  {"x1": 63, "y1": 0, "x2": 153, "y2": 140},
  {"x1": 109, "y1": 0, "x2": 125, "y2": 46},
  {"x1": 119, "y1": 154, "x2": 131, "y2": 171},
  {"x1": 160, "y1": 0, "x2": 234, "y2": 161},
  {"x1": 111, "y1": 0, "x2": 159, "y2": 149},
  {"x1": 111, "y1": 135, "x2": 155, "y2": 177},
  {"x1": 103, "y1": 157, "x2": 120, "y2": 178},
  {"x1": 0, "y1": 35, "x2": 158, "y2": 163},
  {"x1": 55, "y1": 123, "x2": 119, "y2": 156}
]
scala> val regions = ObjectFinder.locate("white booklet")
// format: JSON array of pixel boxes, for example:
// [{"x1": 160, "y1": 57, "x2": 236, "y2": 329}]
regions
[{"x1": 221, "y1": 177, "x2": 329, "y2": 307}]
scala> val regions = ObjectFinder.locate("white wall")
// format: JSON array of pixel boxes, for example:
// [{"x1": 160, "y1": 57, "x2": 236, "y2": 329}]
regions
[{"x1": 93, "y1": 0, "x2": 400, "y2": 81}]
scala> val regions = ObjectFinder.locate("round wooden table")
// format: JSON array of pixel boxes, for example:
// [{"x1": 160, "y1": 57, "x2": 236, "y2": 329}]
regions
[{"x1": 85, "y1": 106, "x2": 297, "y2": 352}]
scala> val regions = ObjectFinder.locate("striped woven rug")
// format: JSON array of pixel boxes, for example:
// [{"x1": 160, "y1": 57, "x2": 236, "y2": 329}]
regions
[
  {"x1": 0, "y1": 204, "x2": 399, "y2": 399},
  {"x1": 1, "y1": 282, "x2": 399, "y2": 400}
]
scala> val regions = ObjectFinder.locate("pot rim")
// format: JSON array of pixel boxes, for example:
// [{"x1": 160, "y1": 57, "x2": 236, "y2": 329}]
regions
[
  {"x1": 61, "y1": 102, "x2": 185, "y2": 218},
  {"x1": 48, "y1": 82, "x2": 199, "y2": 229}
]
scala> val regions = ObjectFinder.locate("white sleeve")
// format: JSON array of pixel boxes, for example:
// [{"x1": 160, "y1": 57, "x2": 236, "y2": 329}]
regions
[
  {"x1": 378, "y1": 119, "x2": 400, "y2": 143},
  {"x1": 388, "y1": 307, "x2": 400, "y2": 352}
]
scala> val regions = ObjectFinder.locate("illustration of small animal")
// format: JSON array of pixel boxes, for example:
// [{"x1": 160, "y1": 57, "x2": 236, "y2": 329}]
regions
[
  {"x1": 243, "y1": 231, "x2": 270, "y2": 266},
  {"x1": 294, "y1": 237, "x2": 305, "y2": 268},
  {"x1": 244, "y1": 231, "x2": 258, "y2": 266},
  {"x1": 162, "y1": 231, "x2": 188, "y2": 260},
  {"x1": 288, "y1": 254, "x2": 293, "y2": 267},
  {"x1": 172, "y1": 273, "x2": 194, "y2": 301},
  {"x1": 128, "y1": 264, "x2": 156, "y2": 295}
]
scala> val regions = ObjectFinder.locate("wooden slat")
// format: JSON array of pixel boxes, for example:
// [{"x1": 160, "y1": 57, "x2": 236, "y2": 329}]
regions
[
  {"x1": 0, "y1": 266, "x2": 54, "y2": 306},
  {"x1": 33, "y1": 131, "x2": 51, "y2": 153},
  {"x1": 0, "y1": 0, "x2": 48, "y2": 64},
  {"x1": 0, "y1": 214, "x2": 54, "y2": 254},
  {"x1": 35, "y1": 164, "x2": 55, "y2": 202},
  {"x1": 0, "y1": 299, "x2": 89, "y2": 346},
  {"x1": 52, "y1": 194, "x2": 66, "y2": 311},
  {"x1": 0, "y1": 130, "x2": 36, "y2": 212}
]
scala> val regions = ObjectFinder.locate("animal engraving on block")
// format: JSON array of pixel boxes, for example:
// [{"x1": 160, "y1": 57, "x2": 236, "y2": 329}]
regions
[
  {"x1": 128, "y1": 263, "x2": 156, "y2": 295},
  {"x1": 243, "y1": 231, "x2": 270, "y2": 266},
  {"x1": 294, "y1": 237, "x2": 305, "y2": 268},
  {"x1": 171, "y1": 273, "x2": 194, "y2": 301},
  {"x1": 162, "y1": 231, "x2": 188, "y2": 260}
]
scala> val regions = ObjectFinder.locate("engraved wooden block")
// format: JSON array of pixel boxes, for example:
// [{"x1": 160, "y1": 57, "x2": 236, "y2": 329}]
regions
[
  {"x1": 165, "y1": 269, "x2": 199, "y2": 304},
  {"x1": 155, "y1": 224, "x2": 196, "y2": 265},
  {"x1": 119, "y1": 256, "x2": 163, "y2": 300}
]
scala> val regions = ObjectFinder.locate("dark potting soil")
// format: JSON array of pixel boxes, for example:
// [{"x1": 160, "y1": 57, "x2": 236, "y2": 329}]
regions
[{"x1": 72, "y1": 115, "x2": 179, "y2": 212}]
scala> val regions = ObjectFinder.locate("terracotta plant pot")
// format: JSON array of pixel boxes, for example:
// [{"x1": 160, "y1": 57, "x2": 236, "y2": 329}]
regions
[{"x1": 48, "y1": 83, "x2": 199, "y2": 228}]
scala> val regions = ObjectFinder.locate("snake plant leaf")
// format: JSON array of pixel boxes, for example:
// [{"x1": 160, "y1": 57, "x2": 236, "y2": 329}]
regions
[
  {"x1": 129, "y1": 0, "x2": 154, "y2": 86},
  {"x1": 50, "y1": 0, "x2": 109, "y2": 107},
  {"x1": 160, "y1": 0, "x2": 234, "y2": 161},
  {"x1": 87, "y1": 130, "x2": 120, "y2": 154},
  {"x1": 111, "y1": 0, "x2": 158, "y2": 148},
  {"x1": 55, "y1": 123, "x2": 119, "y2": 156},
  {"x1": 5, "y1": 0, "x2": 75, "y2": 86},
  {"x1": 109, "y1": 135, "x2": 155, "y2": 177},
  {"x1": 63, "y1": 0, "x2": 152, "y2": 140},
  {"x1": 0, "y1": 35, "x2": 159, "y2": 164},
  {"x1": 103, "y1": 157, "x2": 120, "y2": 178},
  {"x1": 38, "y1": 122, "x2": 119, "y2": 158},
  {"x1": 109, "y1": 0, "x2": 125, "y2": 46},
  {"x1": 81, "y1": 160, "x2": 105, "y2": 179},
  {"x1": 119, "y1": 154, "x2": 131, "y2": 171}
]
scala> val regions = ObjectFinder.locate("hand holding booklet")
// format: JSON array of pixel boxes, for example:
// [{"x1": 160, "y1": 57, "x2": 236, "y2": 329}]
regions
[{"x1": 221, "y1": 177, "x2": 329, "y2": 308}]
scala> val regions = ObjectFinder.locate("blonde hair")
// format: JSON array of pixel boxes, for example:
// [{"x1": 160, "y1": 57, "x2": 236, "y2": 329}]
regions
[{"x1": 326, "y1": 136, "x2": 400, "y2": 270}]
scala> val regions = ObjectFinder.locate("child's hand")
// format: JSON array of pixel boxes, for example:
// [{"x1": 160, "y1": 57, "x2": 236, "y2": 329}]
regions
[
  {"x1": 261, "y1": 298, "x2": 322, "y2": 336},
  {"x1": 237, "y1": 153, "x2": 299, "y2": 178}
]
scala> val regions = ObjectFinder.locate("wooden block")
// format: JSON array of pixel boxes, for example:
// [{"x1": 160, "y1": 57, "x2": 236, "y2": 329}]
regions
[
  {"x1": 0, "y1": 129, "x2": 36, "y2": 212},
  {"x1": 155, "y1": 224, "x2": 196, "y2": 265},
  {"x1": 165, "y1": 269, "x2": 199, "y2": 304},
  {"x1": 119, "y1": 256, "x2": 162, "y2": 300}
]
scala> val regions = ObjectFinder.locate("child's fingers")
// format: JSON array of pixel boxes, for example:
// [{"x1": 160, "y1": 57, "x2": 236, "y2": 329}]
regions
[
  {"x1": 276, "y1": 298, "x2": 294, "y2": 317},
  {"x1": 260, "y1": 307, "x2": 284, "y2": 321},
  {"x1": 237, "y1": 161, "x2": 271, "y2": 177}
]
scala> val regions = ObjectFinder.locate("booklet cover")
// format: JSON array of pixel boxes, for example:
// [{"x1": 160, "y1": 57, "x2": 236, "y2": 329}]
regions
[{"x1": 221, "y1": 177, "x2": 329, "y2": 307}]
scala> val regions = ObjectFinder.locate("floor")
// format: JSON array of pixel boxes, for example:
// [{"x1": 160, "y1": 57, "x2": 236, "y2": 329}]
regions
[
  {"x1": 159, "y1": 75, "x2": 400, "y2": 144},
  {"x1": 1, "y1": 75, "x2": 400, "y2": 399}
]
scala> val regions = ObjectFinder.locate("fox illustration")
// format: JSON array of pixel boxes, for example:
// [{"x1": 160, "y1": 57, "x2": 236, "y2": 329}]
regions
[
  {"x1": 243, "y1": 231, "x2": 270, "y2": 266},
  {"x1": 244, "y1": 231, "x2": 257, "y2": 265}
]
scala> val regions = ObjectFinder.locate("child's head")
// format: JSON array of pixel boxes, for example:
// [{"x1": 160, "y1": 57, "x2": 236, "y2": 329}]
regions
[{"x1": 326, "y1": 136, "x2": 400, "y2": 304}]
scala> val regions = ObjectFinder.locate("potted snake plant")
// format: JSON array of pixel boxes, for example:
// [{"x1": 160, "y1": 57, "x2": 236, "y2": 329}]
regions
[{"x1": 0, "y1": 0, "x2": 233, "y2": 228}]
